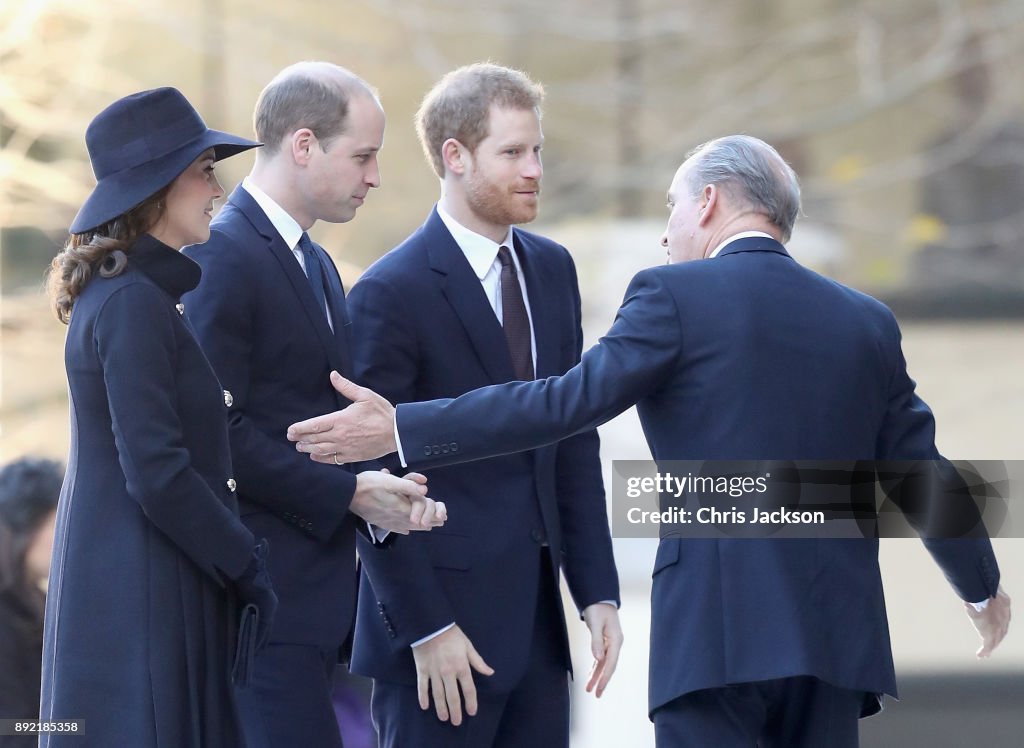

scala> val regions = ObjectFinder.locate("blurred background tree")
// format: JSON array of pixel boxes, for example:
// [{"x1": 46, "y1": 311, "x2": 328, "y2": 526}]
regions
[{"x1": 4, "y1": 0, "x2": 1024, "y2": 287}]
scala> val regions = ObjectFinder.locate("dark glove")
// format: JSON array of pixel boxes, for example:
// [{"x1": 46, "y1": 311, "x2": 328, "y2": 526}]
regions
[
  {"x1": 236, "y1": 538, "x2": 277, "y2": 646},
  {"x1": 232, "y1": 539, "x2": 277, "y2": 686}
]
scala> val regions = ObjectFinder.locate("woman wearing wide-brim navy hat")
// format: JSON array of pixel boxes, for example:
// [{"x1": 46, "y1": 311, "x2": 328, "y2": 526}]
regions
[{"x1": 43, "y1": 87, "x2": 276, "y2": 748}]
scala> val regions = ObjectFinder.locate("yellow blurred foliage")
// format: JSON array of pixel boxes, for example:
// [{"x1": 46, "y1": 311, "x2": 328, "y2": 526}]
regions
[
  {"x1": 827, "y1": 154, "x2": 867, "y2": 184},
  {"x1": 904, "y1": 213, "x2": 949, "y2": 247},
  {"x1": 864, "y1": 257, "x2": 900, "y2": 285}
]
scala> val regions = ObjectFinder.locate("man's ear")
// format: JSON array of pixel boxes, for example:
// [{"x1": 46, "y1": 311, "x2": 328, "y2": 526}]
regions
[
  {"x1": 441, "y1": 138, "x2": 468, "y2": 176},
  {"x1": 291, "y1": 128, "x2": 317, "y2": 166},
  {"x1": 698, "y1": 184, "x2": 719, "y2": 227}
]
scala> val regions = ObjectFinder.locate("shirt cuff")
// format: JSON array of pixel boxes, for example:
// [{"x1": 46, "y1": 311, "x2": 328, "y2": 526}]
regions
[
  {"x1": 394, "y1": 414, "x2": 408, "y2": 469},
  {"x1": 367, "y1": 522, "x2": 390, "y2": 544},
  {"x1": 411, "y1": 622, "x2": 455, "y2": 648},
  {"x1": 969, "y1": 599, "x2": 990, "y2": 612}
]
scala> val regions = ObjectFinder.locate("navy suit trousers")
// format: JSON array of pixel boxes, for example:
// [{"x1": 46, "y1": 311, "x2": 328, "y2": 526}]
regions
[
  {"x1": 371, "y1": 552, "x2": 569, "y2": 748},
  {"x1": 652, "y1": 676, "x2": 863, "y2": 748},
  {"x1": 236, "y1": 644, "x2": 344, "y2": 748}
]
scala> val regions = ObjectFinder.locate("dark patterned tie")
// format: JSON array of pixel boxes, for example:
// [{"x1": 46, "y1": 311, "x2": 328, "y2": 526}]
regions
[
  {"x1": 298, "y1": 232, "x2": 329, "y2": 319},
  {"x1": 497, "y1": 245, "x2": 534, "y2": 381}
]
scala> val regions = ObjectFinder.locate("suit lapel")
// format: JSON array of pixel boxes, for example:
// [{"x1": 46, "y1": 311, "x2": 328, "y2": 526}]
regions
[
  {"x1": 423, "y1": 210, "x2": 517, "y2": 383},
  {"x1": 321, "y1": 252, "x2": 353, "y2": 378},
  {"x1": 514, "y1": 231, "x2": 558, "y2": 378},
  {"x1": 226, "y1": 186, "x2": 348, "y2": 376}
]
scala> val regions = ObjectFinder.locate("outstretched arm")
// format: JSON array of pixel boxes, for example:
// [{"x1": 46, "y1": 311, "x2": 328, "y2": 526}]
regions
[{"x1": 288, "y1": 268, "x2": 682, "y2": 466}]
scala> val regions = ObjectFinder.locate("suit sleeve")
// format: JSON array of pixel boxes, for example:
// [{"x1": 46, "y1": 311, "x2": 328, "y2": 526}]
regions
[
  {"x1": 551, "y1": 252, "x2": 620, "y2": 613},
  {"x1": 184, "y1": 233, "x2": 356, "y2": 543},
  {"x1": 875, "y1": 311, "x2": 1000, "y2": 602},
  {"x1": 397, "y1": 267, "x2": 682, "y2": 469},
  {"x1": 94, "y1": 283, "x2": 254, "y2": 582},
  {"x1": 347, "y1": 273, "x2": 459, "y2": 648}
]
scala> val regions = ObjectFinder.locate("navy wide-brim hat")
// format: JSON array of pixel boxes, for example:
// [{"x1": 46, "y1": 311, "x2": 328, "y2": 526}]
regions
[{"x1": 70, "y1": 87, "x2": 261, "y2": 234}]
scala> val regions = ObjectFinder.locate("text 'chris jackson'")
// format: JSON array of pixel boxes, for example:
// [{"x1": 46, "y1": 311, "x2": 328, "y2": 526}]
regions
[{"x1": 623, "y1": 472, "x2": 825, "y2": 526}]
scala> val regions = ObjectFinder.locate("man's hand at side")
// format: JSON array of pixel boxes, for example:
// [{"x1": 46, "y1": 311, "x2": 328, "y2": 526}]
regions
[
  {"x1": 966, "y1": 585, "x2": 1011, "y2": 658},
  {"x1": 350, "y1": 470, "x2": 445, "y2": 534},
  {"x1": 582, "y1": 602, "x2": 623, "y2": 698},
  {"x1": 413, "y1": 625, "x2": 494, "y2": 726},
  {"x1": 288, "y1": 371, "x2": 397, "y2": 462}
]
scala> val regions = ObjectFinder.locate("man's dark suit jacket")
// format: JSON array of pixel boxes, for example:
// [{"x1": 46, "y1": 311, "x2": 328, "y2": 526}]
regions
[
  {"x1": 389, "y1": 235, "x2": 1001, "y2": 716},
  {"x1": 349, "y1": 209, "x2": 620, "y2": 692},
  {"x1": 183, "y1": 185, "x2": 360, "y2": 649}
]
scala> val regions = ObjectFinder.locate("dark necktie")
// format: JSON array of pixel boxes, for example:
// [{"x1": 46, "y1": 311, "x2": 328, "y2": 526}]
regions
[
  {"x1": 298, "y1": 232, "x2": 329, "y2": 319},
  {"x1": 497, "y1": 245, "x2": 534, "y2": 381}
]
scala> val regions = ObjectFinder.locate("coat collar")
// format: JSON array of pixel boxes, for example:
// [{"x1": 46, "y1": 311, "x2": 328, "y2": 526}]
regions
[
  {"x1": 240, "y1": 177, "x2": 303, "y2": 250},
  {"x1": 223, "y1": 184, "x2": 353, "y2": 381},
  {"x1": 434, "y1": 202, "x2": 514, "y2": 279},
  {"x1": 421, "y1": 208, "x2": 561, "y2": 380},
  {"x1": 514, "y1": 234, "x2": 560, "y2": 378},
  {"x1": 128, "y1": 233, "x2": 201, "y2": 299},
  {"x1": 225, "y1": 183, "x2": 282, "y2": 245},
  {"x1": 715, "y1": 235, "x2": 791, "y2": 259},
  {"x1": 422, "y1": 209, "x2": 514, "y2": 382}
]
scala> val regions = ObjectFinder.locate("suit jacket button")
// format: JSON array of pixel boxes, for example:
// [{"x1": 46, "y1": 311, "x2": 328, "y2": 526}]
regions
[
  {"x1": 423, "y1": 446, "x2": 432, "y2": 457},
  {"x1": 450, "y1": 442, "x2": 458, "y2": 453},
  {"x1": 175, "y1": 303, "x2": 185, "y2": 314},
  {"x1": 441, "y1": 444, "x2": 449, "y2": 454},
  {"x1": 223, "y1": 390, "x2": 234, "y2": 407},
  {"x1": 226, "y1": 478, "x2": 237, "y2": 492},
  {"x1": 530, "y1": 528, "x2": 544, "y2": 543},
  {"x1": 432, "y1": 445, "x2": 441, "y2": 455}
]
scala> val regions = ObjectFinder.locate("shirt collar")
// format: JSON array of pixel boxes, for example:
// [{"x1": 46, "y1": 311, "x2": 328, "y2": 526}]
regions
[
  {"x1": 242, "y1": 177, "x2": 304, "y2": 251},
  {"x1": 436, "y1": 202, "x2": 515, "y2": 280},
  {"x1": 708, "y1": 231, "x2": 775, "y2": 259}
]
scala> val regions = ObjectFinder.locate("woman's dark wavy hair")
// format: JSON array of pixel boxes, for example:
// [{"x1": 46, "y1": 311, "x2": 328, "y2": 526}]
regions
[
  {"x1": 0, "y1": 458, "x2": 64, "y2": 619},
  {"x1": 47, "y1": 184, "x2": 171, "y2": 324}
]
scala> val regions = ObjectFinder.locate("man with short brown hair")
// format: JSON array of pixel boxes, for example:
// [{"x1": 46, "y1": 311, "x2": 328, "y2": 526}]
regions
[{"x1": 346, "y1": 63, "x2": 622, "y2": 747}]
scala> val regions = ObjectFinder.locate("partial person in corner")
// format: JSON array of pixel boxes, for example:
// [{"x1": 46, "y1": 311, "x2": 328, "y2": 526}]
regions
[{"x1": 0, "y1": 458, "x2": 62, "y2": 748}]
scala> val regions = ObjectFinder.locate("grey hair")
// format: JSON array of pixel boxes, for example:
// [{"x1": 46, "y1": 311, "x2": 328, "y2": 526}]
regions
[{"x1": 683, "y1": 135, "x2": 801, "y2": 242}]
